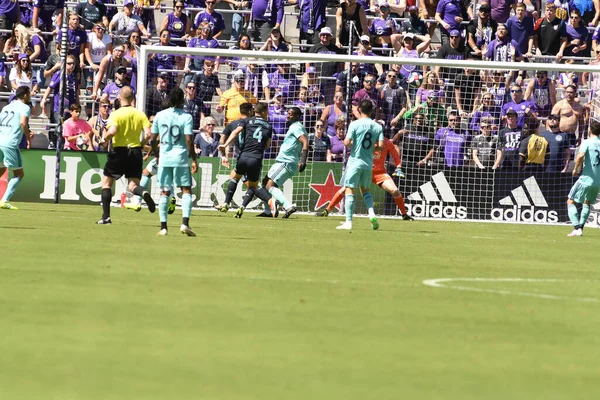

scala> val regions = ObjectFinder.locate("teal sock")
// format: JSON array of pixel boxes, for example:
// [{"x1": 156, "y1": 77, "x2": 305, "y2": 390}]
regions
[
  {"x1": 1, "y1": 176, "x2": 22, "y2": 202},
  {"x1": 158, "y1": 195, "x2": 168, "y2": 223},
  {"x1": 580, "y1": 203, "x2": 591, "y2": 227},
  {"x1": 345, "y1": 194, "x2": 355, "y2": 222},
  {"x1": 568, "y1": 203, "x2": 580, "y2": 227},
  {"x1": 363, "y1": 191, "x2": 375, "y2": 217},
  {"x1": 181, "y1": 193, "x2": 192, "y2": 219},
  {"x1": 169, "y1": 185, "x2": 175, "y2": 198},
  {"x1": 269, "y1": 186, "x2": 290, "y2": 209},
  {"x1": 140, "y1": 175, "x2": 149, "y2": 188}
]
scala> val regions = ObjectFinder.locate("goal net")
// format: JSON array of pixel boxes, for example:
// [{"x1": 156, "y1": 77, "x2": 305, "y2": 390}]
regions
[{"x1": 135, "y1": 45, "x2": 600, "y2": 225}]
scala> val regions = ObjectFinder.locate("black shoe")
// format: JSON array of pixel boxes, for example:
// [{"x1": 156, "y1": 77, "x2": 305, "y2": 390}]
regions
[
  {"x1": 402, "y1": 214, "x2": 414, "y2": 221},
  {"x1": 97, "y1": 217, "x2": 112, "y2": 225},
  {"x1": 256, "y1": 211, "x2": 273, "y2": 218},
  {"x1": 143, "y1": 192, "x2": 156, "y2": 213},
  {"x1": 282, "y1": 205, "x2": 297, "y2": 219}
]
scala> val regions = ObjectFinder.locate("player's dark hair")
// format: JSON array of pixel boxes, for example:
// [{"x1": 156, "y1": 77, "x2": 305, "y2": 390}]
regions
[
  {"x1": 590, "y1": 119, "x2": 600, "y2": 136},
  {"x1": 255, "y1": 102, "x2": 268, "y2": 115},
  {"x1": 69, "y1": 103, "x2": 82, "y2": 112},
  {"x1": 14, "y1": 85, "x2": 30, "y2": 100},
  {"x1": 239, "y1": 102, "x2": 253, "y2": 116},
  {"x1": 289, "y1": 106, "x2": 302, "y2": 120},
  {"x1": 359, "y1": 99, "x2": 373, "y2": 116},
  {"x1": 169, "y1": 87, "x2": 185, "y2": 108}
]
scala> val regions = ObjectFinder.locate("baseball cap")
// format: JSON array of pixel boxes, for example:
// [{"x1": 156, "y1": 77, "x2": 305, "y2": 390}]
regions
[
  {"x1": 360, "y1": 35, "x2": 370, "y2": 43},
  {"x1": 319, "y1": 27, "x2": 333, "y2": 36},
  {"x1": 18, "y1": 53, "x2": 29, "y2": 61},
  {"x1": 403, "y1": 32, "x2": 415, "y2": 40},
  {"x1": 307, "y1": 66, "x2": 317, "y2": 74},
  {"x1": 116, "y1": 66, "x2": 128, "y2": 74},
  {"x1": 449, "y1": 30, "x2": 461, "y2": 37},
  {"x1": 506, "y1": 108, "x2": 518, "y2": 116},
  {"x1": 548, "y1": 113, "x2": 560, "y2": 120},
  {"x1": 234, "y1": 72, "x2": 247, "y2": 82},
  {"x1": 479, "y1": 3, "x2": 491, "y2": 11},
  {"x1": 123, "y1": 0, "x2": 134, "y2": 6},
  {"x1": 158, "y1": 72, "x2": 170, "y2": 80}
]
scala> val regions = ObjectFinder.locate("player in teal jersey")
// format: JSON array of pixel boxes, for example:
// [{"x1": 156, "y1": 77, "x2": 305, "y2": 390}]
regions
[
  {"x1": 151, "y1": 88, "x2": 198, "y2": 236},
  {"x1": 0, "y1": 86, "x2": 31, "y2": 210},
  {"x1": 251, "y1": 107, "x2": 309, "y2": 219},
  {"x1": 566, "y1": 118, "x2": 600, "y2": 237},
  {"x1": 337, "y1": 99, "x2": 384, "y2": 231}
]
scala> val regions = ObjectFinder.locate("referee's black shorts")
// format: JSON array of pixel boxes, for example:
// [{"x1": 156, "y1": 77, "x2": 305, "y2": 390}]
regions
[
  {"x1": 234, "y1": 154, "x2": 263, "y2": 182},
  {"x1": 103, "y1": 147, "x2": 143, "y2": 180}
]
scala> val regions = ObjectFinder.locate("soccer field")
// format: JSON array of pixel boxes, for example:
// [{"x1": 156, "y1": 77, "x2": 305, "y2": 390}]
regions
[{"x1": 1, "y1": 203, "x2": 599, "y2": 400}]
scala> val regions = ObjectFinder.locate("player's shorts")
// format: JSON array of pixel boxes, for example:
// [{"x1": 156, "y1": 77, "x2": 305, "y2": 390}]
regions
[
  {"x1": 145, "y1": 157, "x2": 158, "y2": 176},
  {"x1": 234, "y1": 155, "x2": 262, "y2": 182},
  {"x1": 568, "y1": 179, "x2": 600, "y2": 204},
  {"x1": 344, "y1": 164, "x2": 371, "y2": 189},
  {"x1": 0, "y1": 146, "x2": 23, "y2": 169},
  {"x1": 103, "y1": 147, "x2": 143, "y2": 180},
  {"x1": 157, "y1": 165, "x2": 192, "y2": 189},
  {"x1": 267, "y1": 162, "x2": 296, "y2": 187},
  {"x1": 372, "y1": 172, "x2": 392, "y2": 186}
]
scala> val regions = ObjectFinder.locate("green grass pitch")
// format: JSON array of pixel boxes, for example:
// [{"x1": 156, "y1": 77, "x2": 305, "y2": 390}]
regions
[{"x1": 1, "y1": 203, "x2": 599, "y2": 400}]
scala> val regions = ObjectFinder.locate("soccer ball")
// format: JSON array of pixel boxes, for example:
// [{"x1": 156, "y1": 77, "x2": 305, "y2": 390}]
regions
[
  {"x1": 77, "y1": 136, "x2": 89, "y2": 151},
  {"x1": 408, "y1": 71, "x2": 423, "y2": 88}
]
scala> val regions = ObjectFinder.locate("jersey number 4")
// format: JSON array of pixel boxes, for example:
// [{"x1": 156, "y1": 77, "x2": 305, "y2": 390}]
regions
[{"x1": 252, "y1": 127, "x2": 263, "y2": 143}]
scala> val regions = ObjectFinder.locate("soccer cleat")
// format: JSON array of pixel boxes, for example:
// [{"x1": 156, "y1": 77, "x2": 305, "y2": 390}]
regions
[
  {"x1": 143, "y1": 192, "x2": 156, "y2": 213},
  {"x1": 268, "y1": 198, "x2": 278, "y2": 218},
  {"x1": 0, "y1": 202, "x2": 18, "y2": 210},
  {"x1": 256, "y1": 211, "x2": 273, "y2": 218},
  {"x1": 156, "y1": 228, "x2": 168, "y2": 236},
  {"x1": 96, "y1": 217, "x2": 112, "y2": 225},
  {"x1": 370, "y1": 217, "x2": 380, "y2": 230},
  {"x1": 567, "y1": 228, "x2": 583, "y2": 237},
  {"x1": 168, "y1": 196, "x2": 177, "y2": 214},
  {"x1": 282, "y1": 205, "x2": 297, "y2": 219},
  {"x1": 219, "y1": 203, "x2": 229, "y2": 213},
  {"x1": 336, "y1": 221, "x2": 353, "y2": 230},
  {"x1": 392, "y1": 167, "x2": 406, "y2": 179},
  {"x1": 316, "y1": 209, "x2": 329, "y2": 217},
  {"x1": 180, "y1": 225, "x2": 196, "y2": 236},
  {"x1": 235, "y1": 206, "x2": 244, "y2": 218},
  {"x1": 124, "y1": 202, "x2": 142, "y2": 212},
  {"x1": 402, "y1": 214, "x2": 414, "y2": 221}
]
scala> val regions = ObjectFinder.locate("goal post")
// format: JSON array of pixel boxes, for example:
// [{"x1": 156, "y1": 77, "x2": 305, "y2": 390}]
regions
[{"x1": 135, "y1": 44, "x2": 600, "y2": 225}]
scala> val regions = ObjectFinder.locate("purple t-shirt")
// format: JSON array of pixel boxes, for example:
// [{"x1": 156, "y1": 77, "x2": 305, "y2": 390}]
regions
[
  {"x1": 501, "y1": 100, "x2": 538, "y2": 128},
  {"x1": 436, "y1": 0, "x2": 464, "y2": 32},
  {"x1": 32, "y1": 0, "x2": 65, "y2": 26},
  {"x1": 469, "y1": 106, "x2": 501, "y2": 132},
  {"x1": 0, "y1": 0, "x2": 19, "y2": 21},
  {"x1": 565, "y1": 23, "x2": 589, "y2": 44},
  {"x1": 369, "y1": 17, "x2": 400, "y2": 37},
  {"x1": 57, "y1": 28, "x2": 87, "y2": 58},
  {"x1": 485, "y1": 39, "x2": 522, "y2": 61},
  {"x1": 194, "y1": 11, "x2": 225, "y2": 34},
  {"x1": 506, "y1": 16, "x2": 534, "y2": 54},
  {"x1": 490, "y1": 0, "x2": 516, "y2": 23},
  {"x1": 267, "y1": 71, "x2": 300, "y2": 100},
  {"x1": 252, "y1": 0, "x2": 284, "y2": 25},
  {"x1": 330, "y1": 134, "x2": 345, "y2": 158},
  {"x1": 298, "y1": 0, "x2": 327, "y2": 32},
  {"x1": 167, "y1": 12, "x2": 189, "y2": 39},
  {"x1": 49, "y1": 70, "x2": 77, "y2": 113},
  {"x1": 102, "y1": 82, "x2": 135, "y2": 102},
  {"x1": 30, "y1": 34, "x2": 48, "y2": 62},
  {"x1": 188, "y1": 37, "x2": 220, "y2": 66},
  {"x1": 352, "y1": 88, "x2": 379, "y2": 109},
  {"x1": 435, "y1": 128, "x2": 470, "y2": 167},
  {"x1": 268, "y1": 104, "x2": 288, "y2": 138}
]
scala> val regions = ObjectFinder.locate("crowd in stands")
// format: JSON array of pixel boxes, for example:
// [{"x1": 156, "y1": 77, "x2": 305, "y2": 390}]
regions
[{"x1": 0, "y1": 0, "x2": 599, "y2": 172}]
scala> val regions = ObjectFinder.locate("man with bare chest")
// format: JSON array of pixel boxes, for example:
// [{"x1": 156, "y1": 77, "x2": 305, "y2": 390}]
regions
[{"x1": 551, "y1": 85, "x2": 585, "y2": 144}]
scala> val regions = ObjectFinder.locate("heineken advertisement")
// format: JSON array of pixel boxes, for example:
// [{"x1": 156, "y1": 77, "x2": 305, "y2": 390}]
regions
[{"x1": 2, "y1": 150, "x2": 593, "y2": 225}]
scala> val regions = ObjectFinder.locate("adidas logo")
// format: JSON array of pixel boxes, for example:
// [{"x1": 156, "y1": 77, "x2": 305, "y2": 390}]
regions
[
  {"x1": 406, "y1": 172, "x2": 467, "y2": 219},
  {"x1": 491, "y1": 176, "x2": 558, "y2": 223}
]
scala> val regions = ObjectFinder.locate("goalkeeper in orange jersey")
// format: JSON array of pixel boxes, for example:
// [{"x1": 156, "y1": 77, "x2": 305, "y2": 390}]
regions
[{"x1": 316, "y1": 137, "x2": 414, "y2": 220}]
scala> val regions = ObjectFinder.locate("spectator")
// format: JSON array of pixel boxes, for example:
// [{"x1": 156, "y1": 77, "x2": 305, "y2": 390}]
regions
[
  {"x1": 183, "y1": 81, "x2": 203, "y2": 130},
  {"x1": 558, "y1": 8, "x2": 588, "y2": 59},
  {"x1": 330, "y1": 119, "x2": 347, "y2": 162},
  {"x1": 435, "y1": 0, "x2": 469, "y2": 46},
  {"x1": 32, "y1": 0, "x2": 64, "y2": 36},
  {"x1": 501, "y1": 83, "x2": 538, "y2": 128},
  {"x1": 124, "y1": 30, "x2": 142, "y2": 64},
  {"x1": 575, "y1": 0, "x2": 600, "y2": 26},
  {"x1": 470, "y1": 93, "x2": 501, "y2": 132},
  {"x1": 227, "y1": 33, "x2": 254, "y2": 70},
  {"x1": 223, "y1": 0, "x2": 249, "y2": 43},
  {"x1": 264, "y1": 63, "x2": 300, "y2": 102},
  {"x1": 320, "y1": 91, "x2": 347, "y2": 138},
  {"x1": 497, "y1": 108, "x2": 523, "y2": 169},
  {"x1": 370, "y1": 2, "x2": 401, "y2": 49},
  {"x1": 300, "y1": 66, "x2": 323, "y2": 105},
  {"x1": 194, "y1": 0, "x2": 225, "y2": 39},
  {"x1": 519, "y1": 119, "x2": 550, "y2": 172},
  {"x1": 403, "y1": 92, "x2": 448, "y2": 128},
  {"x1": 292, "y1": 0, "x2": 328, "y2": 52},
  {"x1": 76, "y1": 0, "x2": 109, "y2": 30},
  {"x1": 309, "y1": 121, "x2": 332, "y2": 162},
  {"x1": 352, "y1": 73, "x2": 379, "y2": 119},
  {"x1": 307, "y1": 27, "x2": 344, "y2": 102},
  {"x1": 433, "y1": 111, "x2": 471, "y2": 167},
  {"x1": 268, "y1": 93, "x2": 289, "y2": 139},
  {"x1": 235, "y1": 60, "x2": 266, "y2": 101},
  {"x1": 0, "y1": 54, "x2": 6, "y2": 90},
  {"x1": 43, "y1": 41, "x2": 62, "y2": 82},
  {"x1": 194, "y1": 116, "x2": 220, "y2": 157},
  {"x1": 542, "y1": 113, "x2": 575, "y2": 172},
  {"x1": 394, "y1": 112, "x2": 435, "y2": 166},
  {"x1": 466, "y1": 3, "x2": 497, "y2": 60},
  {"x1": 393, "y1": 32, "x2": 431, "y2": 81},
  {"x1": 161, "y1": 0, "x2": 192, "y2": 46},
  {"x1": 0, "y1": 0, "x2": 19, "y2": 50},
  {"x1": 471, "y1": 116, "x2": 500, "y2": 169},
  {"x1": 149, "y1": 29, "x2": 176, "y2": 84},
  {"x1": 524, "y1": 70, "x2": 556, "y2": 119},
  {"x1": 4, "y1": 24, "x2": 47, "y2": 88},
  {"x1": 336, "y1": 62, "x2": 365, "y2": 99},
  {"x1": 3, "y1": 23, "x2": 30, "y2": 59},
  {"x1": 190, "y1": 59, "x2": 222, "y2": 117},
  {"x1": 486, "y1": 69, "x2": 510, "y2": 108},
  {"x1": 435, "y1": 29, "x2": 469, "y2": 84},
  {"x1": 146, "y1": 72, "x2": 170, "y2": 118},
  {"x1": 416, "y1": 71, "x2": 445, "y2": 105},
  {"x1": 506, "y1": 2, "x2": 535, "y2": 59},
  {"x1": 85, "y1": 23, "x2": 112, "y2": 95},
  {"x1": 534, "y1": 1, "x2": 566, "y2": 59},
  {"x1": 336, "y1": 0, "x2": 369, "y2": 48},
  {"x1": 109, "y1": 0, "x2": 150, "y2": 39},
  {"x1": 9, "y1": 53, "x2": 39, "y2": 97},
  {"x1": 551, "y1": 84, "x2": 585, "y2": 144},
  {"x1": 92, "y1": 43, "x2": 131, "y2": 100},
  {"x1": 490, "y1": 0, "x2": 516, "y2": 24},
  {"x1": 353, "y1": 36, "x2": 379, "y2": 76},
  {"x1": 400, "y1": 5, "x2": 430, "y2": 43},
  {"x1": 217, "y1": 72, "x2": 258, "y2": 125},
  {"x1": 184, "y1": 22, "x2": 220, "y2": 77},
  {"x1": 101, "y1": 65, "x2": 129, "y2": 105},
  {"x1": 293, "y1": 86, "x2": 318, "y2": 129},
  {"x1": 379, "y1": 69, "x2": 409, "y2": 137},
  {"x1": 454, "y1": 64, "x2": 483, "y2": 117},
  {"x1": 88, "y1": 98, "x2": 111, "y2": 151},
  {"x1": 57, "y1": 12, "x2": 87, "y2": 76},
  {"x1": 249, "y1": 0, "x2": 284, "y2": 42},
  {"x1": 485, "y1": 23, "x2": 523, "y2": 62},
  {"x1": 258, "y1": 27, "x2": 291, "y2": 74},
  {"x1": 63, "y1": 103, "x2": 93, "y2": 151}
]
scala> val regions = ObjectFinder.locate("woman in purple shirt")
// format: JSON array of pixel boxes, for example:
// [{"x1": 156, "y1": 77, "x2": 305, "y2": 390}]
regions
[
  {"x1": 258, "y1": 27, "x2": 291, "y2": 73},
  {"x1": 160, "y1": 0, "x2": 192, "y2": 47},
  {"x1": 330, "y1": 119, "x2": 347, "y2": 162},
  {"x1": 369, "y1": 3, "x2": 400, "y2": 49},
  {"x1": 184, "y1": 22, "x2": 221, "y2": 72},
  {"x1": 320, "y1": 91, "x2": 347, "y2": 138}
]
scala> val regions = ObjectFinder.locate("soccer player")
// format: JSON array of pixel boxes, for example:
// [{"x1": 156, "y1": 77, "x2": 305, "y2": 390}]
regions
[
  {"x1": 566, "y1": 118, "x2": 600, "y2": 237},
  {"x1": 151, "y1": 88, "x2": 198, "y2": 236},
  {"x1": 336, "y1": 99, "x2": 384, "y2": 231},
  {"x1": 218, "y1": 102, "x2": 274, "y2": 214},
  {"x1": 253, "y1": 106, "x2": 309, "y2": 219},
  {"x1": 97, "y1": 86, "x2": 155, "y2": 224},
  {"x1": 0, "y1": 86, "x2": 31, "y2": 210},
  {"x1": 317, "y1": 136, "x2": 413, "y2": 220},
  {"x1": 124, "y1": 156, "x2": 176, "y2": 214}
]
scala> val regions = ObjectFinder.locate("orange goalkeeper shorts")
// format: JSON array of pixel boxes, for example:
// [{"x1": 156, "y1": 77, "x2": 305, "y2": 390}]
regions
[{"x1": 372, "y1": 172, "x2": 392, "y2": 186}]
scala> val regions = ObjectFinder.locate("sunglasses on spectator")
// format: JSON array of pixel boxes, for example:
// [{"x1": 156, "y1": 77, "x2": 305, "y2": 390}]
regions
[
  {"x1": 66, "y1": 62, "x2": 74, "y2": 65},
  {"x1": 187, "y1": 86, "x2": 196, "y2": 89},
  {"x1": 510, "y1": 89, "x2": 521, "y2": 93},
  {"x1": 206, "y1": 1, "x2": 215, "y2": 4},
  {"x1": 316, "y1": 124, "x2": 324, "y2": 128},
  {"x1": 201, "y1": 28, "x2": 210, "y2": 31},
  {"x1": 364, "y1": 79, "x2": 374, "y2": 83},
  {"x1": 483, "y1": 97, "x2": 492, "y2": 100},
  {"x1": 100, "y1": 104, "x2": 111, "y2": 108},
  {"x1": 387, "y1": 74, "x2": 397, "y2": 78},
  {"x1": 570, "y1": 15, "x2": 580, "y2": 19},
  {"x1": 175, "y1": 5, "x2": 184, "y2": 9},
  {"x1": 206, "y1": 123, "x2": 216, "y2": 126}
]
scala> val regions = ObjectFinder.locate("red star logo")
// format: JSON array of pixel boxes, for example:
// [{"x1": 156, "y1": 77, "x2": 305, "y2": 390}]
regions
[{"x1": 309, "y1": 170, "x2": 343, "y2": 211}]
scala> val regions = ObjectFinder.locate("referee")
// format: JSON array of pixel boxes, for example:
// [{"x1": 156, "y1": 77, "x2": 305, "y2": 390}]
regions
[{"x1": 97, "y1": 86, "x2": 156, "y2": 224}]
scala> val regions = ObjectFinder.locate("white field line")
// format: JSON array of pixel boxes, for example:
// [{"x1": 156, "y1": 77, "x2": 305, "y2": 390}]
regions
[{"x1": 423, "y1": 278, "x2": 599, "y2": 303}]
